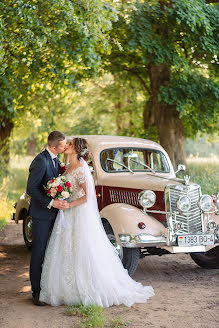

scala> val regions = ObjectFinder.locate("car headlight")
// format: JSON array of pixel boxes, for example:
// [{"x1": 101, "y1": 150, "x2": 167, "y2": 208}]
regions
[
  {"x1": 199, "y1": 194, "x2": 213, "y2": 212},
  {"x1": 176, "y1": 195, "x2": 191, "y2": 212},
  {"x1": 138, "y1": 190, "x2": 156, "y2": 209}
]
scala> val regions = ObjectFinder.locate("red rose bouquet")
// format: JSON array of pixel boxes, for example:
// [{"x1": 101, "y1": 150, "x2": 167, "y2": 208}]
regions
[{"x1": 44, "y1": 175, "x2": 73, "y2": 199}]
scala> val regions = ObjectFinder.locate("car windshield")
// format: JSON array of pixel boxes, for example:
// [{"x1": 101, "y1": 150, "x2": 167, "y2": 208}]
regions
[{"x1": 101, "y1": 148, "x2": 170, "y2": 173}]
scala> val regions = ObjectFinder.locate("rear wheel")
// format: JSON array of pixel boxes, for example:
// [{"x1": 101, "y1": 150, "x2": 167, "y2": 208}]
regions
[
  {"x1": 23, "y1": 215, "x2": 33, "y2": 250},
  {"x1": 190, "y1": 246, "x2": 219, "y2": 269},
  {"x1": 102, "y1": 220, "x2": 140, "y2": 276}
]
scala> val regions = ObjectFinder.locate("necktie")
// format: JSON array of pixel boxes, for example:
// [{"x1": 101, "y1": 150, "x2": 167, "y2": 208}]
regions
[{"x1": 53, "y1": 157, "x2": 59, "y2": 173}]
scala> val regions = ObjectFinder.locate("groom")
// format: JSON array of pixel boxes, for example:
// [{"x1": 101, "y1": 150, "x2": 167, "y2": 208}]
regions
[{"x1": 26, "y1": 131, "x2": 68, "y2": 306}]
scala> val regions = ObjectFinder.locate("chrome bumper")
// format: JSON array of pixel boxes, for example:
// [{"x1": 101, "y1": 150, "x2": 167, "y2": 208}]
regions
[{"x1": 118, "y1": 231, "x2": 219, "y2": 251}]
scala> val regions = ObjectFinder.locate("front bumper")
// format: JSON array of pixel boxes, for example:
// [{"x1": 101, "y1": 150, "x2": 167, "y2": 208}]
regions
[{"x1": 118, "y1": 230, "x2": 219, "y2": 252}]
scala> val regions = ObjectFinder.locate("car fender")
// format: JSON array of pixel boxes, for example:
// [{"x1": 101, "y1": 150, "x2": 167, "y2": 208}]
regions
[
  {"x1": 100, "y1": 203, "x2": 167, "y2": 244},
  {"x1": 15, "y1": 192, "x2": 30, "y2": 223}
]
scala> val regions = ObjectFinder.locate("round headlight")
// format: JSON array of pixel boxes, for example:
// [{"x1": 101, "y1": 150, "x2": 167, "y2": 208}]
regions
[
  {"x1": 138, "y1": 190, "x2": 156, "y2": 208},
  {"x1": 177, "y1": 195, "x2": 191, "y2": 212},
  {"x1": 199, "y1": 194, "x2": 213, "y2": 212}
]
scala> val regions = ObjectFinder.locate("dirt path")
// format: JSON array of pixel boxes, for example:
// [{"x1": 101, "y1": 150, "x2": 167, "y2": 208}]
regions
[{"x1": 0, "y1": 223, "x2": 218, "y2": 328}]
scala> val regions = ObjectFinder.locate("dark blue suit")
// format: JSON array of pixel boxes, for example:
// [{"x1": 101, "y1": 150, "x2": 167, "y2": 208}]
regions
[{"x1": 26, "y1": 149, "x2": 61, "y2": 297}]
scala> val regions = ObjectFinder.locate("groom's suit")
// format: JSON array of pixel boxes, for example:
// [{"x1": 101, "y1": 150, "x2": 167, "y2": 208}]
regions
[{"x1": 26, "y1": 149, "x2": 61, "y2": 297}]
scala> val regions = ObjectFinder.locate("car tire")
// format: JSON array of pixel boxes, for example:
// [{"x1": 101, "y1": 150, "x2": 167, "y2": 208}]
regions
[
  {"x1": 190, "y1": 246, "x2": 219, "y2": 269},
  {"x1": 23, "y1": 215, "x2": 33, "y2": 250},
  {"x1": 102, "y1": 220, "x2": 140, "y2": 276}
]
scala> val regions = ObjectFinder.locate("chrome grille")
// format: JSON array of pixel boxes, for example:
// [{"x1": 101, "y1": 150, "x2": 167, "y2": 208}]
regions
[
  {"x1": 167, "y1": 184, "x2": 203, "y2": 233},
  {"x1": 109, "y1": 189, "x2": 139, "y2": 206}
]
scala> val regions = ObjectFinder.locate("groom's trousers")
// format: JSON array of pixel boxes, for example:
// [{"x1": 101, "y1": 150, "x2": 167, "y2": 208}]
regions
[{"x1": 30, "y1": 218, "x2": 55, "y2": 297}]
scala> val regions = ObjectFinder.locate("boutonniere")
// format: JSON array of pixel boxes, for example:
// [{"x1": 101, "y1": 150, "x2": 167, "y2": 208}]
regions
[{"x1": 60, "y1": 162, "x2": 66, "y2": 174}]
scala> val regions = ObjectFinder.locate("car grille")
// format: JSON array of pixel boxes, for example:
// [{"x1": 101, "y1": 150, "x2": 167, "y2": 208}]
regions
[
  {"x1": 109, "y1": 189, "x2": 139, "y2": 206},
  {"x1": 167, "y1": 184, "x2": 203, "y2": 234}
]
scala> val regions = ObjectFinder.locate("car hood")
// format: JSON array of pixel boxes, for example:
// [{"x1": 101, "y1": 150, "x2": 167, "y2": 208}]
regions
[{"x1": 98, "y1": 172, "x2": 184, "y2": 192}]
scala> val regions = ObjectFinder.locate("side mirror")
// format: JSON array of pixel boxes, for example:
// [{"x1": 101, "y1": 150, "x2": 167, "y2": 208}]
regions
[{"x1": 175, "y1": 164, "x2": 186, "y2": 175}]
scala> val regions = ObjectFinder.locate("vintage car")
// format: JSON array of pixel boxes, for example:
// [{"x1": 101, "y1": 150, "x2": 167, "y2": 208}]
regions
[{"x1": 12, "y1": 135, "x2": 219, "y2": 275}]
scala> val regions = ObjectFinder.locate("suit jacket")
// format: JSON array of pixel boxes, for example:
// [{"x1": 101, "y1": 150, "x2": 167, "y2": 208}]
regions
[{"x1": 26, "y1": 149, "x2": 61, "y2": 221}]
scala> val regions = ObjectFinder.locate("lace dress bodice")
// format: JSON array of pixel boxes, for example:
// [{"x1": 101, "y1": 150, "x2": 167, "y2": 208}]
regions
[{"x1": 64, "y1": 166, "x2": 86, "y2": 201}]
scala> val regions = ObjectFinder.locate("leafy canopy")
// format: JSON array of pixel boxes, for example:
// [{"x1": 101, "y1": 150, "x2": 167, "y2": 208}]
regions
[{"x1": 0, "y1": 0, "x2": 117, "y2": 122}]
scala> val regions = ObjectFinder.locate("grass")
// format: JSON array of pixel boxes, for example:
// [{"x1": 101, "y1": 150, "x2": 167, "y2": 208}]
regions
[
  {"x1": 186, "y1": 156, "x2": 219, "y2": 195},
  {"x1": 0, "y1": 156, "x2": 32, "y2": 229},
  {"x1": 67, "y1": 304, "x2": 105, "y2": 327},
  {"x1": 109, "y1": 316, "x2": 130, "y2": 328},
  {"x1": 66, "y1": 304, "x2": 130, "y2": 328}
]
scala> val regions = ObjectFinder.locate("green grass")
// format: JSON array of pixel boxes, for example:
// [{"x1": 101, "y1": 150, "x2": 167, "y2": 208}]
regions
[
  {"x1": 186, "y1": 158, "x2": 219, "y2": 195},
  {"x1": 0, "y1": 156, "x2": 32, "y2": 226},
  {"x1": 109, "y1": 316, "x2": 130, "y2": 328},
  {"x1": 67, "y1": 304, "x2": 105, "y2": 328},
  {"x1": 66, "y1": 304, "x2": 130, "y2": 328},
  {"x1": 0, "y1": 218, "x2": 7, "y2": 231}
]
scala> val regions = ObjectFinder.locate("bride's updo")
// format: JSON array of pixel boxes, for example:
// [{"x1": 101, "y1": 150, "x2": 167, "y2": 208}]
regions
[{"x1": 73, "y1": 138, "x2": 89, "y2": 161}]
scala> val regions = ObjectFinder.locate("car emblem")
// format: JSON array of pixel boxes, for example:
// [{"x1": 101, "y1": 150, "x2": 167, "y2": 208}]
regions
[{"x1": 183, "y1": 175, "x2": 190, "y2": 185}]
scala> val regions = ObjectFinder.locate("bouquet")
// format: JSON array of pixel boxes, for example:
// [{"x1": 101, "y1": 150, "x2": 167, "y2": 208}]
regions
[{"x1": 44, "y1": 175, "x2": 73, "y2": 199}]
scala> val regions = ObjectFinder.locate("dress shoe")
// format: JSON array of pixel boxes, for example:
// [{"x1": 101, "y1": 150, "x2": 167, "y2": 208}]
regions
[{"x1": 32, "y1": 295, "x2": 47, "y2": 306}]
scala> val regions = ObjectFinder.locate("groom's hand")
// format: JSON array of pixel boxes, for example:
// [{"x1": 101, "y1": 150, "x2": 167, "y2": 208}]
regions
[{"x1": 52, "y1": 199, "x2": 69, "y2": 210}]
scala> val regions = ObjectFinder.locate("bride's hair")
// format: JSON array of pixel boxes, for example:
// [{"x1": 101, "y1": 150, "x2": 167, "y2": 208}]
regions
[{"x1": 73, "y1": 138, "x2": 89, "y2": 161}]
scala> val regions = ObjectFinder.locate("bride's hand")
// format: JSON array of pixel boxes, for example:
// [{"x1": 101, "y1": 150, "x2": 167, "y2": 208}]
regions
[{"x1": 67, "y1": 201, "x2": 75, "y2": 209}]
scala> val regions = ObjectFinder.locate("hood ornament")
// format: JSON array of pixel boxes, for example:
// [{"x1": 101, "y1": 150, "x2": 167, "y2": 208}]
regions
[{"x1": 183, "y1": 175, "x2": 190, "y2": 185}]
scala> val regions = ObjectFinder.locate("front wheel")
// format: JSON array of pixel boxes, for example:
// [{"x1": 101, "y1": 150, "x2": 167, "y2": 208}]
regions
[
  {"x1": 190, "y1": 246, "x2": 219, "y2": 269},
  {"x1": 23, "y1": 215, "x2": 33, "y2": 250},
  {"x1": 102, "y1": 220, "x2": 140, "y2": 276}
]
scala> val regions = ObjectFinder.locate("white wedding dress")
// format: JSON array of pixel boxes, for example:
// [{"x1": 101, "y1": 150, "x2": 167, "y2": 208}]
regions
[{"x1": 40, "y1": 159, "x2": 154, "y2": 307}]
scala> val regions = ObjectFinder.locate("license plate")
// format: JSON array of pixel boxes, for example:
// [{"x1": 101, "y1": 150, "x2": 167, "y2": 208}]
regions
[{"x1": 178, "y1": 234, "x2": 215, "y2": 246}]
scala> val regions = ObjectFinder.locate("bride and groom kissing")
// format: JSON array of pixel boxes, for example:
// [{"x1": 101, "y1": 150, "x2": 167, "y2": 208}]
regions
[{"x1": 27, "y1": 131, "x2": 154, "y2": 307}]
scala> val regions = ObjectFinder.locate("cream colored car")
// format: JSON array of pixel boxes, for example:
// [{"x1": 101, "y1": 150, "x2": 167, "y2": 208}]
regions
[{"x1": 12, "y1": 135, "x2": 219, "y2": 275}]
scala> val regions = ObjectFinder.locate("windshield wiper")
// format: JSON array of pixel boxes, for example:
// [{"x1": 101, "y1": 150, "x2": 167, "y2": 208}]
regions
[
  {"x1": 129, "y1": 158, "x2": 155, "y2": 174},
  {"x1": 106, "y1": 158, "x2": 134, "y2": 174}
]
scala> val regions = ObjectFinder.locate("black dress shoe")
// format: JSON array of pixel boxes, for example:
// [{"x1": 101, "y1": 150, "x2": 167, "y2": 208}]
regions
[{"x1": 32, "y1": 295, "x2": 47, "y2": 306}]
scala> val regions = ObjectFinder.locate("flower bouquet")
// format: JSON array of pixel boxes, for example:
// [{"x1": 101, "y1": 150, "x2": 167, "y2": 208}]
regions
[{"x1": 44, "y1": 175, "x2": 73, "y2": 200}]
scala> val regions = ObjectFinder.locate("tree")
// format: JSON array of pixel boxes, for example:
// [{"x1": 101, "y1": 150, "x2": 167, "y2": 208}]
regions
[
  {"x1": 104, "y1": 0, "x2": 219, "y2": 167},
  {"x1": 0, "y1": 0, "x2": 116, "y2": 161}
]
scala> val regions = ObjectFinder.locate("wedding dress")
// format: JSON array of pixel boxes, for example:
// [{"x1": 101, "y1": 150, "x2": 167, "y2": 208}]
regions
[{"x1": 39, "y1": 159, "x2": 154, "y2": 307}]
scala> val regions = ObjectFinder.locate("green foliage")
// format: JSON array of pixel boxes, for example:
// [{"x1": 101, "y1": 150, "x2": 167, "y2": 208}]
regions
[
  {"x1": 0, "y1": 218, "x2": 7, "y2": 231},
  {"x1": 187, "y1": 159, "x2": 219, "y2": 195},
  {"x1": 67, "y1": 304, "x2": 105, "y2": 328},
  {"x1": 110, "y1": 316, "x2": 130, "y2": 328},
  {"x1": 0, "y1": 177, "x2": 14, "y2": 226},
  {"x1": 186, "y1": 135, "x2": 219, "y2": 157},
  {"x1": 0, "y1": 0, "x2": 116, "y2": 135},
  {"x1": 105, "y1": 0, "x2": 219, "y2": 141}
]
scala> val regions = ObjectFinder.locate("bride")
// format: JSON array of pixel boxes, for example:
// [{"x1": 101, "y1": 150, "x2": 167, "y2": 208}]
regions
[{"x1": 40, "y1": 137, "x2": 154, "y2": 307}]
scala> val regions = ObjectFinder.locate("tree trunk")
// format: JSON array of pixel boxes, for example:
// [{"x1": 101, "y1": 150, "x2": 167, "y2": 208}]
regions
[
  {"x1": 0, "y1": 117, "x2": 13, "y2": 164},
  {"x1": 148, "y1": 64, "x2": 186, "y2": 169},
  {"x1": 27, "y1": 134, "x2": 37, "y2": 156}
]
